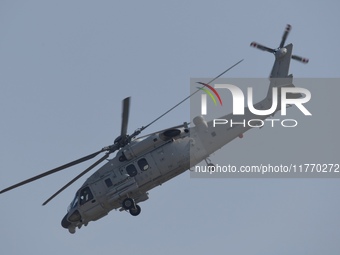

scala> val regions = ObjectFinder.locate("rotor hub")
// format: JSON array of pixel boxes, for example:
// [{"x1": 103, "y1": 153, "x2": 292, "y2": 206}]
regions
[{"x1": 275, "y1": 47, "x2": 287, "y2": 58}]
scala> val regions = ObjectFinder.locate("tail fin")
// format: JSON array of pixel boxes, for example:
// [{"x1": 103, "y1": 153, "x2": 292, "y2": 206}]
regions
[
  {"x1": 266, "y1": 74, "x2": 303, "y2": 113},
  {"x1": 267, "y1": 74, "x2": 291, "y2": 97},
  {"x1": 270, "y1": 44, "x2": 293, "y2": 78},
  {"x1": 267, "y1": 43, "x2": 303, "y2": 101}
]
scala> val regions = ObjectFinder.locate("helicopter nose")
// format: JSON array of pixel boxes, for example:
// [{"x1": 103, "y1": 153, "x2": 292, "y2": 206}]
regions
[
  {"x1": 61, "y1": 210, "x2": 82, "y2": 228},
  {"x1": 61, "y1": 214, "x2": 71, "y2": 229}
]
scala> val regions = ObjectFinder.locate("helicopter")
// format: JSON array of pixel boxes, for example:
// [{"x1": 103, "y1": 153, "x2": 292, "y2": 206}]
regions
[{"x1": 0, "y1": 24, "x2": 308, "y2": 234}]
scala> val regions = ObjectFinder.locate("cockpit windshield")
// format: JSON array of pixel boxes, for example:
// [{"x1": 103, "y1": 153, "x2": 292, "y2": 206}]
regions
[
  {"x1": 67, "y1": 187, "x2": 94, "y2": 212},
  {"x1": 67, "y1": 193, "x2": 79, "y2": 212}
]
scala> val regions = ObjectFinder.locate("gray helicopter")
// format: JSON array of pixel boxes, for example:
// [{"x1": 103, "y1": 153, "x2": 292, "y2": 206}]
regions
[{"x1": 0, "y1": 24, "x2": 308, "y2": 234}]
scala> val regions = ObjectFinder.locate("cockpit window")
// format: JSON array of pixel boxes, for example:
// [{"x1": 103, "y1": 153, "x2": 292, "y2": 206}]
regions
[{"x1": 79, "y1": 187, "x2": 94, "y2": 205}]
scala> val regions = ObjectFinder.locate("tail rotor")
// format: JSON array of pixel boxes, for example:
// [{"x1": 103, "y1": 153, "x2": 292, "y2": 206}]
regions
[{"x1": 250, "y1": 24, "x2": 309, "y2": 64}]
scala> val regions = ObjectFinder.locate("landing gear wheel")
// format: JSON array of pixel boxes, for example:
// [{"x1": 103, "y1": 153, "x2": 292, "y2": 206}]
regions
[
  {"x1": 129, "y1": 205, "x2": 141, "y2": 216},
  {"x1": 122, "y1": 198, "x2": 135, "y2": 210}
]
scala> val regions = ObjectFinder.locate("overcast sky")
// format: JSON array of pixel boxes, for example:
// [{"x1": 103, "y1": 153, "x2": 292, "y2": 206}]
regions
[{"x1": 1, "y1": 1, "x2": 339, "y2": 255}]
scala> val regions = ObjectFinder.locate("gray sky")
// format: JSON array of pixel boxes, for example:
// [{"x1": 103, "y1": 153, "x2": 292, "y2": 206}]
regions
[{"x1": 1, "y1": 1, "x2": 339, "y2": 255}]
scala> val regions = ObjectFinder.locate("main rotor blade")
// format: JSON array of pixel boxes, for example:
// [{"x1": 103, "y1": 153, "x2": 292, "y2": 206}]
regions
[
  {"x1": 42, "y1": 152, "x2": 110, "y2": 206},
  {"x1": 292, "y1": 55, "x2": 309, "y2": 63},
  {"x1": 140, "y1": 59, "x2": 244, "y2": 132},
  {"x1": 250, "y1": 42, "x2": 275, "y2": 53},
  {"x1": 279, "y1": 24, "x2": 292, "y2": 48},
  {"x1": 121, "y1": 97, "x2": 130, "y2": 137},
  {"x1": 0, "y1": 149, "x2": 106, "y2": 194}
]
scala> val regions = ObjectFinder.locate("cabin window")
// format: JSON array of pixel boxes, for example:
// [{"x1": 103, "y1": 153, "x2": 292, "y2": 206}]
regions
[
  {"x1": 79, "y1": 187, "x2": 94, "y2": 205},
  {"x1": 105, "y1": 178, "x2": 113, "y2": 187},
  {"x1": 126, "y1": 164, "x2": 137, "y2": 177},
  {"x1": 138, "y1": 158, "x2": 149, "y2": 171}
]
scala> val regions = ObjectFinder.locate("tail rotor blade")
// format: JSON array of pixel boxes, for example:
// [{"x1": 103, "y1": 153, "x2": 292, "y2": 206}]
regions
[
  {"x1": 250, "y1": 42, "x2": 275, "y2": 53},
  {"x1": 279, "y1": 24, "x2": 292, "y2": 48},
  {"x1": 292, "y1": 55, "x2": 309, "y2": 64},
  {"x1": 121, "y1": 97, "x2": 130, "y2": 137}
]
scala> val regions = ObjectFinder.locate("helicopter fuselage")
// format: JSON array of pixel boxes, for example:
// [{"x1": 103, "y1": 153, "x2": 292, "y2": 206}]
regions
[
  {"x1": 62, "y1": 35, "x2": 308, "y2": 233},
  {"x1": 0, "y1": 24, "x2": 308, "y2": 234},
  {"x1": 63, "y1": 85, "x2": 294, "y2": 233}
]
